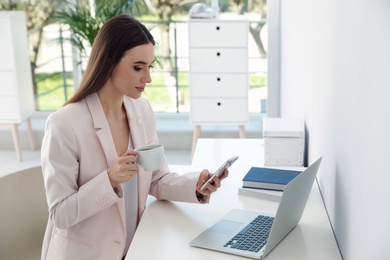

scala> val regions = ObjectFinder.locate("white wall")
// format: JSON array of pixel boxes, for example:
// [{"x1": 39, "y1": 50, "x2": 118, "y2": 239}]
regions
[{"x1": 279, "y1": 0, "x2": 390, "y2": 259}]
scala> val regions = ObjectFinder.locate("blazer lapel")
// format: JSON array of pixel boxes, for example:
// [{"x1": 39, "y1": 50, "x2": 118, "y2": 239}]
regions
[
  {"x1": 85, "y1": 93, "x2": 118, "y2": 167},
  {"x1": 85, "y1": 93, "x2": 128, "y2": 232}
]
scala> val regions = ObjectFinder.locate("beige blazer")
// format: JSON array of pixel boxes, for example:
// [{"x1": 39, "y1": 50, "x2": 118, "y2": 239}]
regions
[{"x1": 41, "y1": 93, "x2": 201, "y2": 260}]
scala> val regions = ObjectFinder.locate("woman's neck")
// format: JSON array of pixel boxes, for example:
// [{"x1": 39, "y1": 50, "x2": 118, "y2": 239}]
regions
[{"x1": 97, "y1": 87, "x2": 125, "y2": 121}]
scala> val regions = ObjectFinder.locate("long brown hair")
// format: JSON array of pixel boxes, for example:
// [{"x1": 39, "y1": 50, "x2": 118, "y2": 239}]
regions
[{"x1": 65, "y1": 15, "x2": 155, "y2": 105}]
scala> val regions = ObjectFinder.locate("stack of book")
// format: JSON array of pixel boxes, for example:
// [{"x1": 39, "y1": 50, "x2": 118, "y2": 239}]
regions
[{"x1": 238, "y1": 167, "x2": 302, "y2": 201}]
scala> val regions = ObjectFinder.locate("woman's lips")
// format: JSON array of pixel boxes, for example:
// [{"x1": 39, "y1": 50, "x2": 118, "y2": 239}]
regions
[{"x1": 135, "y1": 87, "x2": 145, "y2": 92}]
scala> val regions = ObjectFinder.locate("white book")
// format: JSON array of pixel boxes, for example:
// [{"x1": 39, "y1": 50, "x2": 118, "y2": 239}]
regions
[{"x1": 237, "y1": 187, "x2": 283, "y2": 202}]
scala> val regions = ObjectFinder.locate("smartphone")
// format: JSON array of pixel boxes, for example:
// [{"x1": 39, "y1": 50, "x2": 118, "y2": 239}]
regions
[{"x1": 200, "y1": 155, "x2": 239, "y2": 191}]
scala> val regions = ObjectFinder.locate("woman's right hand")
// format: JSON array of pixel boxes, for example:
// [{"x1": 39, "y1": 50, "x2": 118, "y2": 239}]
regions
[{"x1": 107, "y1": 149, "x2": 138, "y2": 187}]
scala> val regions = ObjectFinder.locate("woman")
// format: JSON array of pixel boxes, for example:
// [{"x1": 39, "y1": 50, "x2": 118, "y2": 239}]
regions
[{"x1": 40, "y1": 15, "x2": 228, "y2": 260}]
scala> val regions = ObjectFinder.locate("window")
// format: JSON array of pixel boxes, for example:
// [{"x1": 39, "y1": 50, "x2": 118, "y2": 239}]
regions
[{"x1": 32, "y1": 2, "x2": 271, "y2": 115}]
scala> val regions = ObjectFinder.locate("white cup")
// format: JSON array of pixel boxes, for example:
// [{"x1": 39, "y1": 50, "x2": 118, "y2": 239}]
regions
[{"x1": 134, "y1": 144, "x2": 164, "y2": 171}]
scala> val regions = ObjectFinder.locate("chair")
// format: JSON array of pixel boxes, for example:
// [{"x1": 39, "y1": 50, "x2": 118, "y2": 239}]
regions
[{"x1": 0, "y1": 166, "x2": 48, "y2": 260}]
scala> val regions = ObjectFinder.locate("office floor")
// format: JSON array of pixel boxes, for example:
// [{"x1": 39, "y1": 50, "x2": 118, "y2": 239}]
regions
[{"x1": 0, "y1": 148, "x2": 191, "y2": 179}]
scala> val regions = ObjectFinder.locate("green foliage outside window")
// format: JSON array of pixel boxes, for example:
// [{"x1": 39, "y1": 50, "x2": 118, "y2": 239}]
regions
[{"x1": 1, "y1": 0, "x2": 268, "y2": 113}]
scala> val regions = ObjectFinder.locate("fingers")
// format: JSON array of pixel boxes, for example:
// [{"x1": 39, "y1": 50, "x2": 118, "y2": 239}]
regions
[
  {"x1": 118, "y1": 163, "x2": 138, "y2": 177},
  {"x1": 219, "y1": 168, "x2": 229, "y2": 180},
  {"x1": 108, "y1": 151, "x2": 139, "y2": 186},
  {"x1": 118, "y1": 153, "x2": 137, "y2": 166},
  {"x1": 118, "y1": 155, "x2": 138, "y2": 178},
  {"x1": 197, "y1": 169, "x2": 229, "y2": 195},
  {"x1": 199, "y1": 169, "x2": 210, "y2": 182},
  {"x1": 212, "y1": 176, "x2": 222, "y2": 188},
  {"x1": 122, "y1": 149, "x2": 137, "y2": 157},
  {"x1": 210, "y1": 169, "x2": 229, "y2": 188},
  {"x1": 112, "y1": 165, "x2": 137, "y2": 184}
]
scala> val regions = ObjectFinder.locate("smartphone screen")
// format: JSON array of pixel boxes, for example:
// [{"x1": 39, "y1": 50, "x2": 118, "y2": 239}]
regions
[{"x1": 200, "y1": 156, "x2": 239, "y2": 190}]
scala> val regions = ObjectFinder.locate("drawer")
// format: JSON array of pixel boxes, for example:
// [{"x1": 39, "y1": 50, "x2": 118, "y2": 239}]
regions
[
  {"x1": 0, "y1": 17, "x2": 15, "y2": 71},
  {"x1": 190, "y1": 98, "x2": 248, "y2": 123},
  {"x1": 0, "y1": 72, "x2": 17, "y2": 95},
  {"x1": 190, "y1": 74, "x2": 247, "y2": 98},
  {"x1": 189, "y1": 21, "x2": 247, "y2": 47},
  {"x1": 0, "y1": 96, "x2": 20, "y2": 121},
  {"x1": 189, "y1": 48, "x2": 247, "y2": 73}
]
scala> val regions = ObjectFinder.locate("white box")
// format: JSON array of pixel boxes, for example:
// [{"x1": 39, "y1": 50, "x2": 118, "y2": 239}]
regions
[{"x1": 263, "y1": 118, "x2": 305, "y2": 166}]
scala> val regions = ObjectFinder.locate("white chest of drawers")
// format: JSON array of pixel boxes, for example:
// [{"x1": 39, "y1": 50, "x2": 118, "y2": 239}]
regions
[
  {"x1": 188, "y1": 18, "x2": 249, "y2": 155},
  {"x1": 0, "y1": 11, "x2": 35, "y2": 160}
]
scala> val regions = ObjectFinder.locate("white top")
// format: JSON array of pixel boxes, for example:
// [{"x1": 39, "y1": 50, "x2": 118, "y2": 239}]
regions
[{"x1": 123, "y1": 135, "x2": 138, "y2": 256}]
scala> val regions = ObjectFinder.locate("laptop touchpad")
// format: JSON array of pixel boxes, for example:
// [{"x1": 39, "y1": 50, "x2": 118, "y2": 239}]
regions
[{"x1": 209, "y1": 220, "x2": 243, "y2": 234}]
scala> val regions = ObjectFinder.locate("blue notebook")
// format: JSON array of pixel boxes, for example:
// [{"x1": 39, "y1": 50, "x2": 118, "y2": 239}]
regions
[{"x1": 242, "y1": 167, "x2": 302, "y2": 191}]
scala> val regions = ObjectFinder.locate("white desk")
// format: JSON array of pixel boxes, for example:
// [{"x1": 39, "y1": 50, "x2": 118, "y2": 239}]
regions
[{"x1": 127, "y1": 138, "x2": 342, "y2": 259}]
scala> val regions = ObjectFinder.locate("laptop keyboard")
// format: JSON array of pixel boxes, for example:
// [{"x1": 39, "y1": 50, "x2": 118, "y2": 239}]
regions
[{"x1": 224, "y1": 215, "x2": 275, "y2": 252}]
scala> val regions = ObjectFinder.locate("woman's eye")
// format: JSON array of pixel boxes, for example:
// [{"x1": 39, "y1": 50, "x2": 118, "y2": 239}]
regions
[{"x1": 134, "y1": 66, "x2": 142, "y2": 71}]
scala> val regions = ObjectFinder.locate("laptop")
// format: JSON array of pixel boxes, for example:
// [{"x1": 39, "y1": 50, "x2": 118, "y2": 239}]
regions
[{"x1": 190, "y1": 157, "x2": 322, "y2": 259}]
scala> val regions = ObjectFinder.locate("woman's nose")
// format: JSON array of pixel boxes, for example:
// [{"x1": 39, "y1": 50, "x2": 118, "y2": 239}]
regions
[{"x1": 142, "y1": 71, "x2": 152, "y2": 83}]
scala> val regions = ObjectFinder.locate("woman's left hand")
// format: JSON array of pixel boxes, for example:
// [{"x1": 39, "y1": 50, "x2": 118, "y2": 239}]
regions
[{"x1": 196, "y1": 169, "x2": 229, "y2": 198}]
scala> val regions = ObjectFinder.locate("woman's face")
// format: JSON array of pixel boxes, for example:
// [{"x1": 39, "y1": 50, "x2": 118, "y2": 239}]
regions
[{"x1": 109, "y1": 43, "x2": 155, "y2": 99}]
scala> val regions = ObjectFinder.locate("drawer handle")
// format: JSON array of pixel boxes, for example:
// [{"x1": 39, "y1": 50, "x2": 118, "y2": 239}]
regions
[
  {"x1": 216, "y1": 26, "x2": 220, "y2": 30},
  {"x1": 217, "y1": 102, "x2": 221, "y2": 106},
  {"x1": 217, "y1": 77, "x2": 221, "y2": 81},
  {"x1": 216, "y1": 52, "x2": 220, "y2": 56}
]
